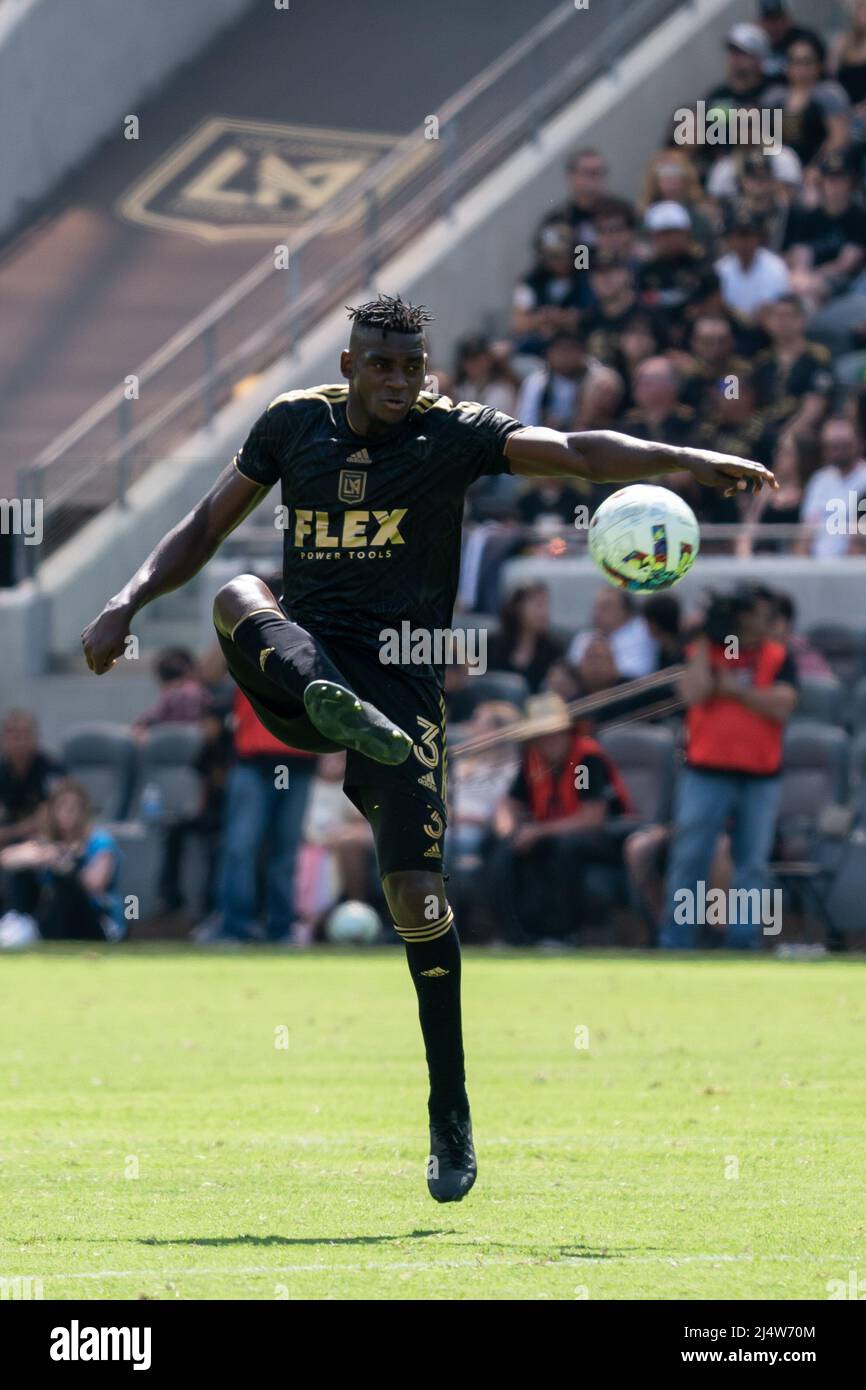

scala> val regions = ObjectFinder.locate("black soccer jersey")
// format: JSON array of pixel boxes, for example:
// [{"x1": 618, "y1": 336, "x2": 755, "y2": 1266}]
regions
[{"x1": 233, "y1": 384, "x2": 523, "y2": 648}]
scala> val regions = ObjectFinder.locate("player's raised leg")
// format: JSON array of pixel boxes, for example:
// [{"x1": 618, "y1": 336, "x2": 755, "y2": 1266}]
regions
[
  {"x1": 213, "y1": 575, "x2": 413, "y2": 766},
  {"x1": 383, "y1": 867, "x2": 476, "y2": 1204}
]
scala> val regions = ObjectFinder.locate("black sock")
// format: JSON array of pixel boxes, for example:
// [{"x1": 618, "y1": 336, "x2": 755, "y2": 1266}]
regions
[
  {"x1": 403, "y1": 923, "x2": 468, "y2": 1120},
  {"x1": 232, "y1": 610, "x2": 352, "y2": 705}
]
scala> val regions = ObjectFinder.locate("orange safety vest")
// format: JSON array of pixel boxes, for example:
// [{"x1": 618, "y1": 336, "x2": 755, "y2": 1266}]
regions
[
  {"x1": 686, "y1": 640, "x2": 788, "y2": 776},
  {"x1": 232, "y1": 691, "x2": 314, "y2": 760},
  {"x1": 524, "y1": 731, "x2": 633, "y2": 822}
]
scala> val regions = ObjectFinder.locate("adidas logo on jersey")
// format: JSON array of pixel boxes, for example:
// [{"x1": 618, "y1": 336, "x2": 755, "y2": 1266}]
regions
[
  {"x1": 423, "y1": 843, "x2": 442, "y2": 858},
  {"x1": 345, "y1": 448, "x2": 371, "y2": 464},
  {"x1": 417, "y1": 771, "x2": 437, "y2": 791}
]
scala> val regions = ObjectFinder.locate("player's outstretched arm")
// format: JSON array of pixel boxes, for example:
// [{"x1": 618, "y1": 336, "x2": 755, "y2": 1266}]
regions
[
  {"x1": 81, "y1": 465, "x2": 268, "y2": 674},
  {"x1": 503, "y1": 427, "x2": 778, "y2": 496}
]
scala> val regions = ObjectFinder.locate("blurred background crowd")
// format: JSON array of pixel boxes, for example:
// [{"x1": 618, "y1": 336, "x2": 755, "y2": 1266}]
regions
[{"x1": 3, "y1": 0, "x2": 866, "y2": 951}]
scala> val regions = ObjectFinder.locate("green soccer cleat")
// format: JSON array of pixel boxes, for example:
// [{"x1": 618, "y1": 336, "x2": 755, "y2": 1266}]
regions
[
  {"x1": 427, "y1": 1109, "x2": 477, "y2": 1203},
  {"x1": 303, "y1": 679, "x2": 413, "y2": 766}
]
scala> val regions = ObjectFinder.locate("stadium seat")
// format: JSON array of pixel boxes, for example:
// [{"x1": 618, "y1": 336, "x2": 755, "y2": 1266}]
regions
[
  {"x1": 793, "y1": 677, "x2": 843, "y2": 726},
  {"x1": 131, "y1": 723, "x2": 205, "y2": 823},
  {"x1": 847, "y1": 676, "x2": 866, "y2": 732},
  {"x1": 60, "y1": 723, "x2": 138, "y2": 821},
  {"x1": 779, "y1": 721, "x2": 849, "y2": 818},
  {"x1": 462, "y1": 670, "x2": 530, "y2": 711},
  {"x1": 804, "y1": 625, "x2": 866, "y2": 686},
  {"x1": 597, "y1": 724, "x2": 676, "y2": 825}
]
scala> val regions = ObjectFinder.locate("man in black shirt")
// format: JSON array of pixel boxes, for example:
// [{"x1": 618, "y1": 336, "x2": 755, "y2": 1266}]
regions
[
  {"x1": 785, "y1": 152, "x2": 866, "y2": 300},
  {"x1": 0, "y1": 711, "x2": 64, "y2": 847},
  {"x1": 757, "y1": 0, "x2": 823, "y2": 82},
  {"x1": 539, "y1": 146, "x2": 610, "y2": 250},
  {"x1": 82, "y1": 294, "x2": 777, "y2": 1205},
  {"x1": 702, "y1": 23, "x2": 773, "y2": 128},
  {"x1": 637, "y1": 203, "x2": 722, "y2": 346}
]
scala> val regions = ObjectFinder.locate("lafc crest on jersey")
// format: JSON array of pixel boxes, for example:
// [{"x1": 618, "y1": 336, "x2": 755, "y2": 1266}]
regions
[{"x1": 338, "y1": 468, "x2": 366, "y2": 503}]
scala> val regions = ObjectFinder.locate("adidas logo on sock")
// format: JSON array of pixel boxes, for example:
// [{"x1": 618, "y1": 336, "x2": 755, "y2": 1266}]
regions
[
  {"x1": 417, "y1": 771, "x2": 437, "y2": 791},
  {"x1": 346, "y1": 448, "x2": 370, "y2": 464},
  {"x1": 420, "y1": 966, "x2": 449, "y2": 977},
  {"x1": 423, "y1": 843, "x2": 442, "y2": 858}
]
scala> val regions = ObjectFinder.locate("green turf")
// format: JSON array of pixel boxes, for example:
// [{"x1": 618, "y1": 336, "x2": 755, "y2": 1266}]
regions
[{"x1": 1, "y1": 946, "x2": 864, "y2": 1301}]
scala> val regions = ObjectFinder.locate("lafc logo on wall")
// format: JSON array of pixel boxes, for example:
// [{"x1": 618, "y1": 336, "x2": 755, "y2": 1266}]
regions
[
  {"x1": 117, "y1": 118, "x2": 405, "y2": 242},
  {"x1": 338, "y1": 469, "x2": 367, "y2": 504}
]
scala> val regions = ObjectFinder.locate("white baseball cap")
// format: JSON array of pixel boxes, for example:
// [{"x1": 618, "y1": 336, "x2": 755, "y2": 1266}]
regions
[
  {"x1": 644, "y1": 201, "x2": 692, "y2": 233},
  {"x1": 727, "y1": 22, "x2": 771, "y2": 59}
]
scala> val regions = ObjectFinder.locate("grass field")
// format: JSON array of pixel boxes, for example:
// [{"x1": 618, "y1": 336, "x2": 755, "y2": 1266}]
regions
[{"x1": 1, "y1": 945, "x2": 864, "y2": 1301}]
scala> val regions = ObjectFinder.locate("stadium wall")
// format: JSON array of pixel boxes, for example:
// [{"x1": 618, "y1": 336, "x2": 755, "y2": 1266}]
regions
[
  {"x1": 6, "y1": 0, "x2": 848, "y2": 708},
  {"x1": 0, "y1": 0, "x2": 254, "y2": 237}
]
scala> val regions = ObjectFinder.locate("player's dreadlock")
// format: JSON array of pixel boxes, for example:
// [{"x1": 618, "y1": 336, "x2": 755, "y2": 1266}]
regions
[{"x1": 345, "y1": 293, "x2": 434, "y2": 334}]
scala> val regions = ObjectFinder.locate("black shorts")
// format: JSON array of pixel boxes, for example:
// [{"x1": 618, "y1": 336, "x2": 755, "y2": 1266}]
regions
[{"x1": 216, "y1": 617, "x2": 448, "y2": 878}]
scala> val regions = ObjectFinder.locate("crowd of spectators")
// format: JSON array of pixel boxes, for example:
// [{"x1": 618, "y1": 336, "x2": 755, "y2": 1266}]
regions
[
  {"x1": 3, "y1": 2, "x2": 863, "y2": 952},
  {"x1": 437, "y1": 1, "x2": 866, "y2": 575}
]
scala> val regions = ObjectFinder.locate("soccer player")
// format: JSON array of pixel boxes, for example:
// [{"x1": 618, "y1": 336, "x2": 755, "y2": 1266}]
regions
[{"x1": 81, "y1": 294, "x2": 776, "y2": 1203}]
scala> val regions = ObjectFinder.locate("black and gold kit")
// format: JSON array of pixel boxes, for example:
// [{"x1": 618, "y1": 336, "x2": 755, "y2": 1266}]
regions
[{"x1": 224, "y1": 383, "x2": 524, "y2": 873}]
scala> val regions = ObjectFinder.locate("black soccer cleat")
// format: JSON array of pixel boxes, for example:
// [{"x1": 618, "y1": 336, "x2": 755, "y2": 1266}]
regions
[
  {"x1": 303, "y1": 680, "x2": 413, "y2": 766},
  {"x1": 427, "y1": 1109, "x2": 477, "y2": 1203}
]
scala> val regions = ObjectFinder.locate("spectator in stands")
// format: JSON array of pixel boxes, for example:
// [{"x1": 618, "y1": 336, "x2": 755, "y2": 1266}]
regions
[
  {"x1": 294, "y1": 751, "x2": 375, "y2": 943},
  {"x1": 214, "y1": 691, "x2": 316, "y2": 942},
  {"x1": 751, "y1": 294, "x2": 833, "y2": 443},
  {"x1": 637, "y1": 202, "x2": 721, "y2": 345},
  {"x1": 582, "y1": 253, "x2": 643, "y2": 365},
  {"x1": 487, "y1": 583, "x2": 564, "y2": 695},
  {"x1": 541, "y1": 146, "x2": 610, "y2": 249},
  {"x1": 568, "y1": 587, "x2": 657, "y2": 680},
  {"x1": 661, "y1": 584, "x2": 798, "y2": 949},
  {"x1": 447, "y1": 700, "x2": 520, "y2": 871},
  {"x1": 618, "y1": 355, "x2": 696, "y2": 449},
  {"x1": 639, "y1": 149, "x2": 716, "y2": 248},
  {"x1": 452, "y1": 335, "x2": 519, "y2": 415},
  {"x1": 737, "y1": 429, "x2": 817, "y2": 555},
  {"x1": 489, "y1": 694, "x2": 631, "y2": 944},
  {"x1": 0, "y1": 780, "x2": 122, "y2": 948},
  {"x1": 829, "y1": 1, "x2": 866, "y2": 140},
  {"x1": 681, "y1": 313, "x2": 751, "y2": 414},
  {"x1": 0, "y1": 710, "x2": 65, "y2": 926},
  {"x1": 516, "y1": 331, "x2": 600, "y2": 429},
  {"x1": 701, "y1": 24, "x2": 773, "y2": 149},
  {"x1": 132, "y1": 648, "x2": 210, "y2": 734},
  {"x1": 512, "y1": 222, "x2": 590, "y2": 357},
  {"x1": 644, "y1": 594, "x2": 684, "y2": 670},
  {"x1": 797, "y1": 414, "x2": 866, "y2": 557},
  {"x1": 613, "y1": 310, "x2": 670, "y2": 413},
  {"x1": 0, "y1": 711, "x2": 64, "y2": 850},
  {"x1": 769, "y1": 591, "x2": 835, "y2": 678},
  {"x1": 517, "y1": 473, "x2": 591, "y2": 530},
  {"x1": 758, "y1": 1, "x2": 823, "y2": 83},
  {"x1": 784, "y1": 150, "x2": 866, "y2": 324},
  {"x1": 715, "y1": 206, "x2": 791, "y2": 326},
  {"x1": 593, "y1": 197, "x2": 641, "y2": 272},
  {"x1": 763, "y1": 34, "x2": 851, "y2": 171},
  {"x1": 708, "y1": 149, "x2": 800, "y2": 250}
]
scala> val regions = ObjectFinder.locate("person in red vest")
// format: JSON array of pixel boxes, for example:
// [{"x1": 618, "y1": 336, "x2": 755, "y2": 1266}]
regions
[
  {"x1": 216, "y1": 691, "x2": 316, "y2": 941},
  {"x1": 490, "y1": 693, "x2": 632, "y2": 943},
  {"x1": 661, "y1": 584, "x2": 798, "y2": 949}
]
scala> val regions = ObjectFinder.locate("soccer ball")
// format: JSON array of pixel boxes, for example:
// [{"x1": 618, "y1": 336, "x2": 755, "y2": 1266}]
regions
[
  {"x1": 324, "y1": 900, "x2": 382, "y2": 945},
  {"x1": 588, "y1": 484, "x2": 700, "y2": 591}
]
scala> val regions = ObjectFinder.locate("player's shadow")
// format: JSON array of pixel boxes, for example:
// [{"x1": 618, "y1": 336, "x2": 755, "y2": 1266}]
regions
[{"x1": 137, "y1": 1230, "x2": 448, "y2": 1249}]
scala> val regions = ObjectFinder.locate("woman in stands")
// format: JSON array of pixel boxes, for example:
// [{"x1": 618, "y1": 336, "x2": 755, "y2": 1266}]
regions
[
  {"x1": 0, "y1": 780, "x2": 122, "y2": 947},
  {"x1": 486, "y1": 582, "x2": 565, "y2": 695}
]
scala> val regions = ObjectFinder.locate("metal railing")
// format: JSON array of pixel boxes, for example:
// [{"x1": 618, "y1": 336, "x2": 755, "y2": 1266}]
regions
[{"x1": 23, "y1": 0, "x2": 683, "y2": 566}]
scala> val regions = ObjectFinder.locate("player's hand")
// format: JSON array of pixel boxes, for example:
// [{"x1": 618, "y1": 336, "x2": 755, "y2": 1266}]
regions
[
  {"x1": 81, "y1": 602, "x2": 133, "y2": 674},
  {"x1": 688, "y1": 452, "x2": 779, "y2": 497}
]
